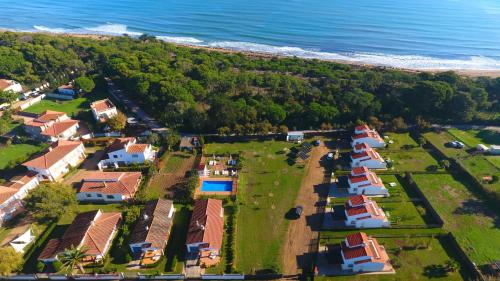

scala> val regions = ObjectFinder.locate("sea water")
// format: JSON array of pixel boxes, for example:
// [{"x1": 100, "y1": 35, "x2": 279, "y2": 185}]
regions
[{"x1": 1, "y1": 0, "x2": 500, "y2": 69}]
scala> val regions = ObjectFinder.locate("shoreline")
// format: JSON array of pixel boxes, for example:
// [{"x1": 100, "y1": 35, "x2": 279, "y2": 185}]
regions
[{"x1": 3, "y1": 29, "x2": 500, "y2": 78}]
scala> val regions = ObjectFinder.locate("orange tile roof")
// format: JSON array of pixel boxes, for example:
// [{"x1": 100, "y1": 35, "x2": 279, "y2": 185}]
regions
[
  {"x1": 346, "y1": 232, "x2": 369, "y2": 246},
  {"x1": 0, "y1": 172, "x2": 38, "y2": 204},
  {"x1": 91, "y1": 99, "x2": 115, "y2": 113},
  {"x1": 35, "y1": 110, "x2": 67, "y2": 123},
  {"x1": 40, "y1": 120, "x2": 79, "y2": 137},
  {"x1": 127, "y1": 144, "x2": 148, "y2": 153},
  {"x1": 22, "y1": 140, "x2": 83, "y2": 169},
  {"x1": 38, "y1": 210, "x2": 121, "y2": 260},
  {"x1": 0, "y1": 79, "x2": 16, "y2": 91},
  {"x1": 79, "y1": 172, "x2": 142, "y2": 197},
  {"x1": 107, "y1": 137, "x2": 135, "y2": 153},
  {"x1": 186, "y1": 199, "x2": 224, "y2": 251}
]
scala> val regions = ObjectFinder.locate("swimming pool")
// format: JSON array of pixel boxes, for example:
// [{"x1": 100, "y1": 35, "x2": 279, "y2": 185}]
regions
[{"x1": 201, "y1": 180, "x2": 233, "y2": 192}]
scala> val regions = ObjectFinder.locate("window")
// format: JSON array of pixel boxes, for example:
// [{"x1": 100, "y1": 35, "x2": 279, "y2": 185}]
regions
[
  {"x1": 132, "y1": 154, "x2": 138, "y2": 158},
  {"x1": 86, "y1": 194, "x2": 92, "y2": 198},
  {"x1": 97, "y1": 194, "x2": 102, "y2": 198},
  {"x1": 113, "y1": 155, "x2": 118, "y2": 159},
  {"x1": 107, "y1": 195, "x2": 114, "y2": 199}
]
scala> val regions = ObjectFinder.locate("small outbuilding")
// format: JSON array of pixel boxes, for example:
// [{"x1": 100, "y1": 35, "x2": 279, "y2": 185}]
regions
[
  {"x1": 477, "y1": 144, "x2": 489, "y2": 152},
  {"x1": 287, "y1": 131, "x2": 304, "y2": 142},
  {"x1": 490, "y1": 145, "x2": 500, "y2": 155}
]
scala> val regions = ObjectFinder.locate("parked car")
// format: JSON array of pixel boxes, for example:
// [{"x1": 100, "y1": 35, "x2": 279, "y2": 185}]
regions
[
  {"x1": 295, "y1": 205, "x2": 304, "y2": 217},
  {"x1": 327, "y1": 152, "x2": 334, "y2": 160}
]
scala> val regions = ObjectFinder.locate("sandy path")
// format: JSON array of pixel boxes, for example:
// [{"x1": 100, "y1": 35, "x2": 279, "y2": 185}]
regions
[{"x1": 282, "y1": 142, "x2": 330, "y2": 277}]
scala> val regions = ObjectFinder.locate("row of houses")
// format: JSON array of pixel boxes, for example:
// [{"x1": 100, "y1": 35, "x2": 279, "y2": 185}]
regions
[
  {"x1": 323, "y1": 125, "x2": 394, "y2": 275},
  {"x1": 37, "y1": 198, "x2": 224, "y2": 269}
]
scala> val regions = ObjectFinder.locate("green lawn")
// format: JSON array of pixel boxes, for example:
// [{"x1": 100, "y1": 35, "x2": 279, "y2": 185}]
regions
[
  {"x1": 380, "y1": 150, "x2": 442, "y2": 172},
  {"x1": 486, "y1": 156, "x2": 500, "y2": 169},
  {"x1": 383, "y1": 132, "x2": 419, "y2": 149},
  {"x1": 0, "y1": 143, "x2": 46, "y2": 170},
  {"x1": 412, "y1": 174, "x2": 500, "y2": 265},
  {"x1": 24, "y1": 91, "x2": 107, "y2": 116},
  {"x1": 447, "y1": 129, "x2": 500, "y2": 147},
  {"x1": 423, "y1": 132, "x2": 469, "y2": 159},
  {"x1": 162, "y1": 152, "x2": 192, "y2": 173},
  {"x1": 317, "y1": 237, "x2": 467, "y2": 281},
  {"x1": 458, "y1": 156, "x2": 500, "y2": 194},
  {"x1": 204, "y1": 140, "x2": 308, "y2": 273}
]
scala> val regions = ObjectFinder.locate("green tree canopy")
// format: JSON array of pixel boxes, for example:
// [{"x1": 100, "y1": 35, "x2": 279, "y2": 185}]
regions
[
  {"x1": 24, "y1": 182, "x2": 76, "y2": 222},
  {"x1": 74, "y1": 76, "x2": 95, "y2": 93}
]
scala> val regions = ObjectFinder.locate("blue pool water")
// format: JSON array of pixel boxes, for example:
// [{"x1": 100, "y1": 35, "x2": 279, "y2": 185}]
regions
[
  {"x1": 201, "y1": 180, "x2": 233, "y2": 192},
  {"x1": 2, "y1": 0, "x2": 500, "y2": 69}
]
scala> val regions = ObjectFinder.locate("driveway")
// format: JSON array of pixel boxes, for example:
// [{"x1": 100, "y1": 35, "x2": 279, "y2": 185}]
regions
[
  {"x1": 63, "y1": 149, "x2": 106, "y2": 187},
  {"x1": 281, "y1": 141, "x2": 331, "y2": 276}
]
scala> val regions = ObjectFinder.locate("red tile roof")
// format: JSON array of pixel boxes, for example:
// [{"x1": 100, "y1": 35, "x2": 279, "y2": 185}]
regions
[
  {"x1": 127, "y1": 144, "x2": 148, "y2": 153},
  {"x1": 40, "y1": 120, "x2": 79, "y2": 137},
  {"x1": 346, "y1": 232, "x2": 369, "y2": 247},
  {"x1": 345, "y1": 205, "x2": 369, "y2": 216},
  {"x1": 107, "y1": 137, "x2": 135, "y2": 153},
  {"x1": 79, "y1": 172, "x2": 142, "y2": 197},
  {"x1": 35, "y1": 110, "x2": 67, "y2": 123},
  {"x1": 0, "y1": 79, "x2": 15, "y2": 90},
  {"x1": 342, "y1": 241, "x2": 369, "y2": 259},
  {"x1": 22, "y1": 140, "x2": 83, "y2": 169},
  {"x1": 0, "y1": 172, "x2": 38, "y2": 204},
  {"x1": 352, "y1": 131, "x2": 382, "y2": 141},
  {"x1": 351, "y1": 166, "x2": 369, "y2": 175},
  {"x1": 186, "y1": 199, "x2": 224, "y2": 251},
  {"x1": 348, "y1": 195, "x2": 369, "y2": 206},
  {"x1": 355, "y1": 125, "x2": 371, "y2": 132},
  {"x1": 354, "y1": 143, "x2": 369, "y2": 151},
  {"x1": 38, "y1": 210, "x2": 121, "y2": 260},
  {"x1": 91, "y1": 99, "x2": 115, "y2": 113}
]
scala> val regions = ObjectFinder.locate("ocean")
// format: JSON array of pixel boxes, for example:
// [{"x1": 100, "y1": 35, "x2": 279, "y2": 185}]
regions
[{"x1": 2, "y1": 0, "x2": 500, "y2": 70}]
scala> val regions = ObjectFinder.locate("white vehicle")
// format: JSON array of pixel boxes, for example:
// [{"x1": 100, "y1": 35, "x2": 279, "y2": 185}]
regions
[{"x1": 327, "y1": 152, "x2": 334, "y2": 160}]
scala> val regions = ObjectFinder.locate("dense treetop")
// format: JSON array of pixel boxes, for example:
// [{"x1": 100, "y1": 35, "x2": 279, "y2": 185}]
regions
[{"x1": 0, "y1": 32, "x2": 498, "y2": 133}]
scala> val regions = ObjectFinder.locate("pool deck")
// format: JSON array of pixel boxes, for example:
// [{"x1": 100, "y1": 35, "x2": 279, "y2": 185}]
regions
[{"x1": 195, "y1": 177, "x2": 238, "y2": 197}]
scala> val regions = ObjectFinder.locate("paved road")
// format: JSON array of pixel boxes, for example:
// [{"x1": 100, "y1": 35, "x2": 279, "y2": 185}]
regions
[
  {"x1": 104, "y1": 77, "x2": 163, "y2": 129},
  {"x1": 281, "y1": 141, "x2": 330, "y2": 276}
]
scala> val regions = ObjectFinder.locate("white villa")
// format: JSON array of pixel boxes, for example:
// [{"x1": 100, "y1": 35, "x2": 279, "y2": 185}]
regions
[
  {"x1": 345, "y1": 195, "x2": 390, "y2": 228},
  {"x1": 76, "y1": 172, "x2": 142, "y2": 202},
  {"x1": 90, "y1": 99, "x2": 118, "y2": 122},
  {"x1": 22, "y1": 140, "x2": 86, "y2": 181},
  {"x1": 347, "y1": 167, "x2": 389, "y2": 196},
  {"x1": 352, "y1": 125, "x2": 386, "y2": 148},
  {"x1": 351, "y1": 148, "x2": 387, "y2": 170},
  {"x1": 340, "y1": 232, "x2": 392, "y2": 273},
  {"x1": 24, "y1": 110, "x2": 79, "y2": 142},
  {"x1": 0, "y1": 79, "x2": 23, "y2": 93},
  {"x1": 0, "y1": 172, "x2": 39, "y2": 225},
  {"x1": 99, "y1": 137, "x2": 156, "y2": 169},
  {"x1": 353, "y1": 142, "x2": 370, "y2": 154}
]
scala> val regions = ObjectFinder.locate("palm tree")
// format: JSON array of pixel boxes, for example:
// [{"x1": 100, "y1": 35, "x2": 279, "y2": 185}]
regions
[{"x1": 58, "y1": 245, "x2": 87, "y2": 274}]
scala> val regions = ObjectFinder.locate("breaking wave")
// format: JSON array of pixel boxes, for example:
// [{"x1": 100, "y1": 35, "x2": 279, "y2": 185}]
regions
[
  {"x1": 156, "y1": 35, "x2": 204, "y2": 44},
  {"x1": 33, "y1": 23, "x2": 142, "y2": 36}
]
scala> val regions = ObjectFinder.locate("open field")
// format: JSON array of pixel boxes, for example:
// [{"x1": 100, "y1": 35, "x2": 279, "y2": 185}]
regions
[
  {"x1": 146, "y1": 151, "x2": 195, "y2": 200},
  {"x1": 380, "y1": 150, "x2": 442, "y2": 172},
  {"x1": 458, "y1": 156, "x2": 500, "y2": 194},
  {"x1": 24, "y1": 90, "x2": 107, "y2": 116},
  {"x1": 204, "y1": 140, "x2": 308, "y2": 273},
  {"x1": 383, "y1": 132, "x2": 419, "y2": 149},
  {"x1": 486, "y1": 156, "x2": 500, "y2": 169},
  {"x1": 447, "y1": 129, "x2": 500, "y2": 147},
  {"x1": 317, "y1": 236, "x2": 467, "y2": 281},
  {"x1": 423, "y1": 131, "x2": 469, "y2": 158},
  {"x1": 412, "y1": 174, "x2": 500, "y2": 265},
  {"x1": 0, "y1": 143, "x2": 46, "y2": 170}
]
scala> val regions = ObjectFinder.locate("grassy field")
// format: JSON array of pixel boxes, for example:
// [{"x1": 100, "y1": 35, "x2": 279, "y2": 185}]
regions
[
  {"x1": 458, "y1": 156, "x2": 500, "y2": 194},
  {"x1": 423, "y1": 131, "x2": 469, "y2": 158},
  {"x1": 204, "y1": 140, "x2": 308, "y2": 273},
  {"x1": 486, "y1": 156, "x2": 500, "y2": 169},
  {"x1": 447, "y1": 129, "x2": 500, "y2": 147},
  {"x1": 412, "y1": 174, "x2": 500, "y2": 265},
  {"x1": 380, "y1": 150, "x2": 442, "y2": 172},
  {"x1": 24, "y1": 90, "x2": 107, "y2": 116},
  {"x1": 317, "y1": 237, "x2": 466, "y2": 281},
  {"x1": 0, "y1": 143, "x2": 46, "y2": 170},
  {"x1": 383, "y1": 132, "x2": 419, "y2": 149}
]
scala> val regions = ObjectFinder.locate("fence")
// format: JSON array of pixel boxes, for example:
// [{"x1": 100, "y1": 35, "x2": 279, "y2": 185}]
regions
[
  {"x1": 4, "y1": 273, "x2": 249, "y2": 280},
  {"x1": 17, "y1": 94, "x2": 46, "y2": 111},
  {"x1": 444, "y1": 233, "x2": 485, "y2": 281}
]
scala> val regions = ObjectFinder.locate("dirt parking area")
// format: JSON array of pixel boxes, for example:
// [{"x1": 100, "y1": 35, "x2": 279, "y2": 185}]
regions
[{"x1": 282, "y1": 141, "x2": 331, "y2": 276}]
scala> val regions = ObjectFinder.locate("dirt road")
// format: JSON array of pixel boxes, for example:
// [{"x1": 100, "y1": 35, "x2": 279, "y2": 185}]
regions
[{"x1": 282, "y1": 142, "x2": 330, "y2": 277}]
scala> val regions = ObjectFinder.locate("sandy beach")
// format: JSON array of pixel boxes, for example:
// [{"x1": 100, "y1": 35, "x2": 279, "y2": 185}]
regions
[{"x1": 3, "y1": 30, "x2": 500, "y2": 78}]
